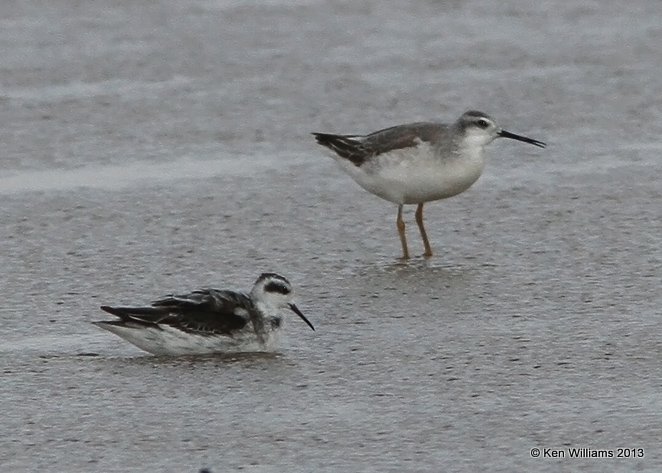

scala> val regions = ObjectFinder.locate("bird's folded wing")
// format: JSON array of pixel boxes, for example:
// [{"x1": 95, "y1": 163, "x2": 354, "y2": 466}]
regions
[{"x1": 101, "y1": 289, "x2": 252, "y2": 335}]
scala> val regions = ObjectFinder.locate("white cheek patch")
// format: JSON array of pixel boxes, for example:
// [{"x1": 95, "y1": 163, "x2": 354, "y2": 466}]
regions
[{"x1": 462, "y1": 129, "x2": 495, "y2": 148}]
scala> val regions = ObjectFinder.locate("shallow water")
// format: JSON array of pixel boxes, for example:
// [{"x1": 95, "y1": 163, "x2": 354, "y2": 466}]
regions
[{"x1": 2, "y1": 0, "x2": 662, "y2": 472}]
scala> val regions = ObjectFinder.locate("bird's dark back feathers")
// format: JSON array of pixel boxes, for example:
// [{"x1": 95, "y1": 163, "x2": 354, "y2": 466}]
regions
[
  {"x1": 100, "y1": 289, "x2": 253, "y2": 336},
  {"x1": 313, "y1": 122, "x2": 446, "y2": 167}
]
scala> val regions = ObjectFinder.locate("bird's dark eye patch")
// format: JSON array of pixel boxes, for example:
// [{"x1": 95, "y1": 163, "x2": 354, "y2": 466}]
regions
[
  {"x1": 264, "y1": 281, "x2": 291, "y2": 295},
  {"x1": 476, "y1": 119, "x2": 490, "y2": 129}
]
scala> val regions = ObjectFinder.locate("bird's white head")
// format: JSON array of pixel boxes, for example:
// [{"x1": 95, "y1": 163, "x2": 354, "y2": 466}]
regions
[
  {"x1": 456, "y1": 111, "x2": 500, "y2": 148},
  {"x1": 457, "y1": 110, "x2": 546, "y2": 149},
  {"x1": 251, "y1": 273, "x2": 315, "y2": 330}
]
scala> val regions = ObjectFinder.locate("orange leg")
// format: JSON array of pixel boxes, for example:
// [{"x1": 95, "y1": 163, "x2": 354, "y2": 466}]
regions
[
  {"x1": 396, "y1": 204, "x2": 410, "y2": 259},
  {"x1": 415, "y1": 203, "x2": 433, "y2": 258}
]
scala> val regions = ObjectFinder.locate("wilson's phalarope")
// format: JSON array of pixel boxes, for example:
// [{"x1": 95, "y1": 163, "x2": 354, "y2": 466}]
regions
[{"x1": 313, "y1": 110, "x2": 546, "y2": 259}]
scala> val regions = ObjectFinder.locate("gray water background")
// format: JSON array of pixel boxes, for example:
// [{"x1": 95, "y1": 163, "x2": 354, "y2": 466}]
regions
[{"x1": 1, "y1": 1, "x2": 661, "y2": 471}]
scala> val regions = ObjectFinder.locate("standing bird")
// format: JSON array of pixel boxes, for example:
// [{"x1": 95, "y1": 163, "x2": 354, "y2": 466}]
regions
[
  {"x1": 93, "y1": 273, "x2": 314, "y2": 356},
  {"x1": 313, "y1": 110, "x2": 546, "y2": 259}
]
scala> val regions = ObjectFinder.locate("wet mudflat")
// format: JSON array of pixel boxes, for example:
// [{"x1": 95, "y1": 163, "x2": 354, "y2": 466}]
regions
[{"x1": 1, "y1": 1, "x2": 661, "y2": 472}]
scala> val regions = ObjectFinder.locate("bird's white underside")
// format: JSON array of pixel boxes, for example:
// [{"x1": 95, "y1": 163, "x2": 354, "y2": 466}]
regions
[
  {"x1": 96, "y1": 322, "x2": 282, "y2": 356},
  {"x1": 330, "y1": 140, "x2": 486, "y2": 205}
]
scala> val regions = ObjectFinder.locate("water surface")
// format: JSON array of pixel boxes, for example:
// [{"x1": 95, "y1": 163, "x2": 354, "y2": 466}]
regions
[{"x1": 1, "y1": 1, "x2": 661, "y2": 472}]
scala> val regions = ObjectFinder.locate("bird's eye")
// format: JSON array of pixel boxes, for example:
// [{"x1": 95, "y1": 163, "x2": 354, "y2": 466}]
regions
[
  {"x1": 264, "y1": 281, "x2": 291, "y2": 295},
  {"x1": 476, "y1": 119, "x2": 490, "y2": 129}
]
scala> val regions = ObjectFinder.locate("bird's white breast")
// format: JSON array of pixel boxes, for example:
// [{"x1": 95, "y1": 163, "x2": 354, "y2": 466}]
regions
[{"x1": 333, "y1": 141, "x2": 486, "y2": 205}]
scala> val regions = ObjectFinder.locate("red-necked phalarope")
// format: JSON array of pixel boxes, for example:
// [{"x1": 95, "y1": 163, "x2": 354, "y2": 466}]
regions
[
  {"x1": 93, "y1": 273, "x2": 314, "y2": 355},
  {"x1": 313, "y1": 110, "x2": 546, "y2": 259}
]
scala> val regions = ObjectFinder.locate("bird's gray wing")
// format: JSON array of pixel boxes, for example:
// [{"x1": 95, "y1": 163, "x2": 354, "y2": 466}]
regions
[{"x1": 313, "y1": 122, "x2": 445, "y2": 166}]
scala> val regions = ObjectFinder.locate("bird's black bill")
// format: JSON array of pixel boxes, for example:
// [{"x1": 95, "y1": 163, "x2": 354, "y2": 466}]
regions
[
  {"x1": 289, "y1": 303, "x2": 315, "y2": 331},
  {"x1": 498, "y1": 130, "x2": 546, "y2": 148}
]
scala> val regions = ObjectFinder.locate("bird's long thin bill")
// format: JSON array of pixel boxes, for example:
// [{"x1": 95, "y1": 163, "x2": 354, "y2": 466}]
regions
[
  {"x1": 289, "y1": 303, "x2": 315, "y2": 331},
  {"x1": 498, "y1": 130, "x2": 546, "y2": 148}
]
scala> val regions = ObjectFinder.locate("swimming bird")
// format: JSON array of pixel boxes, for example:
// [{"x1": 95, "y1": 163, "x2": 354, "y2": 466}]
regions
[
  {"x1": 313, "y1": 110, "x2": 546, "y2": 259},
  {"x1": 93, "y1": 273, "x2": 314, "y2": 355}
]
